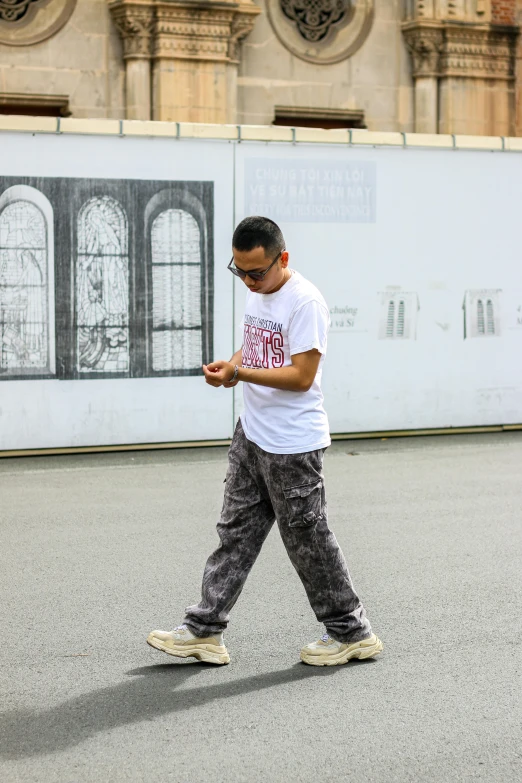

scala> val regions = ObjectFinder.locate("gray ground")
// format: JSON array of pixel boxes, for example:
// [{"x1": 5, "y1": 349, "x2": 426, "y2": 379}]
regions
[{"x1": 0, "y1": 431, "x2": 521, "y2": 783}]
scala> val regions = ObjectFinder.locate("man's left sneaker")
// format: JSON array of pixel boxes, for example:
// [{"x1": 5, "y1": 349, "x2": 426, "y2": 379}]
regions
[
  {"x1": 300, "y1": 632, "x2": 383, "y2": 666},
  {"x1": 147, "y1": 624, "x2": 230, "y2": 665}
]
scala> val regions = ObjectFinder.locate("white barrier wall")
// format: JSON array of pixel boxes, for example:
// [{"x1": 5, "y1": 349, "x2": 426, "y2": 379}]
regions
[
  {"x1": 0, "y1": 121, "x2": 521, "y2": 451},
  {"x1": 235, "y1": 143, "x2": 522, "y2": 433}
]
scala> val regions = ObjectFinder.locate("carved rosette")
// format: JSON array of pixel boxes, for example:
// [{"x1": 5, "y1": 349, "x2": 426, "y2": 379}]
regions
[
  {"x1": 109, "y1": 0, "x2": 261, "y2": 63},
  {"x1": 0, "y1": 0, "x2": 42, "y2": 23},
  {"x1": 279, "y1": 0, "x2": 353, "y2": 44}
]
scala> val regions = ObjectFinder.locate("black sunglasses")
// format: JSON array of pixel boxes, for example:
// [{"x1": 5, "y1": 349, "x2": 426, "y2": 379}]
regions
[{"x1": 227, "y1": 251, "x2": 283, "y2": 282}]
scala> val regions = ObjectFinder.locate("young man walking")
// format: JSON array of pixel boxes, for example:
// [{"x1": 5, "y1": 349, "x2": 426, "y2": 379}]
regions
[{"x1": 147, "y1": 216, "x2": 382, "y2": 666}]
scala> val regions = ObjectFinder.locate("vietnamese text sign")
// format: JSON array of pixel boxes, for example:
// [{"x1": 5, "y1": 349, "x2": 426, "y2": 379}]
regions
[{"x1": 244, "y1": 159, "x2": 376, "y2": 223}]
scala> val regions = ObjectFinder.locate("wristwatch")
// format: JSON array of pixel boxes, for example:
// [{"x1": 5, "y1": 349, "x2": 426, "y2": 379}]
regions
[{"x1": 230, "y1": 364, "x2": 240, "y2": 383}]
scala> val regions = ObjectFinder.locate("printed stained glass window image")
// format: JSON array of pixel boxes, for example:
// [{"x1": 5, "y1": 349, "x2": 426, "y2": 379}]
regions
[
  {"x1": 77, "y1": 196, "x2": 129, "y2": 373},
  {"x1": 0, "y1": 199, "x2": 49, "y2": 374},
  {"x1": 151, "y1": 208, "x2": 203, "y2": 372}
]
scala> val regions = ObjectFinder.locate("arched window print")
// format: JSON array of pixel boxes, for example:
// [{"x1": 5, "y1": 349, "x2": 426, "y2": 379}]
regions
[
  {"x1": 386, "y1": 300, "x2": 395, "y2": 337},
  {"x1": 77, "y1": 196, "x2": 129, "y2": 373},
  {"x1": 462, "y1": 289, "x2": 501, "y2": 339},
  {"x1": 379, "y1": 291, "x2": 419, "y2": 340},
  {"x1": 486, "y1": 299, "x2": 495, "y2": 334},
  {"x1": 151, "y1": 208, "x2": 203, "y2": 371},
  {"x1": 385, "y1": 298, "x2": 405, "y2": 338},
  {"x1": 477, "y1": 299, "x2": 485, "y2": 334},
  {"x1": 397, "y1": 300, "x2": 405, "y2": 337},
  {"x1": 0, "y1": 185, "x2": 54, "y2": 377}
]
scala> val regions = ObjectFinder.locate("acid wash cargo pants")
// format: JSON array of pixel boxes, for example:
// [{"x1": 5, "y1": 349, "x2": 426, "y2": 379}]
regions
[{"x1": 184, "y1": 420, "x2": 372, "y2": 643}]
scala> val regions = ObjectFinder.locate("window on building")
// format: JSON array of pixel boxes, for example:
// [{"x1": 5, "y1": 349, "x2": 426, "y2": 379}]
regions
[
  {"x1": 273, "y1": 106, "x2": 366, "y2": 130},
  {"x1": 0, "y1": 92, "x2": 70, "y2": 117}
]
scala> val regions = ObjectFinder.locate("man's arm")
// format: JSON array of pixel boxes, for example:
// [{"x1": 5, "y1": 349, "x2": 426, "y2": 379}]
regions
[
  {"x1": 203, "y1": 349, "x2": 321, "y2": 393},
  {"x1": 230, "y1": 347, "x2": 242, "y2": 365},
  {"x1": 221, "y1": 347, "x2": 243, "y2": 388}
]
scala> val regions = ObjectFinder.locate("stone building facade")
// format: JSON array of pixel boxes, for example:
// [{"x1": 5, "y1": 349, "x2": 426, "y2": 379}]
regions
[{"x1": 0, "y1": 0, "x2": 520, "y2": 135}]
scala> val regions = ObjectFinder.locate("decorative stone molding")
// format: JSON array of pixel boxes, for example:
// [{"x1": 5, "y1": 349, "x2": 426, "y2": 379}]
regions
[
  {"x1": 109, "y1": 0, "x2": 260, "y2": 63},
  {"x1": 404, "y1": 1, "x2": 492, "y2": 24},
  {"x1": 402, "y1": 22, "x2": 443, "y2": 77},
  {"x1": 228, "y1": 7, "x2": 260, "y2": 62},
  {"x1": 402, "y1": 20, "x2": 517, "y2": 80},
  {"x1": 109, "y1": 3, "x2": 155, "y2": 59},
  {"x1": 153, "y1": 5, "x2": 236, "y2": 62},
  {"x1": 441, "y1": 23, "x2": 516, "y2": 79},
  {"x1": 0, "y1": 0, "x2": 77, "y2": 46}
]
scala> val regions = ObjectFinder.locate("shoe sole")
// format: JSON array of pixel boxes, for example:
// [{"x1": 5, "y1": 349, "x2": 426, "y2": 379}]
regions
[
  {"x1": 300, "y1": 634, "x2": 383, "y2": 667},
  {"x1": 146, "y1": 634, "x2": 230, "y2": 665}
]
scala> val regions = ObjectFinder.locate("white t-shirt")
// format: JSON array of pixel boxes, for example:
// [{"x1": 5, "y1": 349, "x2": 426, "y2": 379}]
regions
[{"x1": 240, "y1": 269, "x2": 331, "y2": 455}]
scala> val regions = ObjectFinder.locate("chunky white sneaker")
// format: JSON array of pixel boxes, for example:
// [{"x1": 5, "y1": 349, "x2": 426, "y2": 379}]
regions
[
  {"x1": 147, "y1": 624, "x2": 230, "y2": 665},
  {"x1": 301, "y1": 632, "x2": 383, "y2": 666}
]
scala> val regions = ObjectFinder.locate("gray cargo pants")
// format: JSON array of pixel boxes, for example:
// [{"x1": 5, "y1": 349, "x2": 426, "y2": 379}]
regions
[{"x1": 184, "y1": 420, "x2": 372, "y2": 643}]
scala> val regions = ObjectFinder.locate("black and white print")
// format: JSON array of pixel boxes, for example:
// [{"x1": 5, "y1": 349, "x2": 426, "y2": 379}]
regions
[
  {"x1": 378, "y1": 291, "x2": 420, "y2": 340},
  {"x1": 0, "y1": 176, "x2": 214, "y2": 380},
  {"x1": 463, "y1": 289, "x2": 502, "y2": 339}
]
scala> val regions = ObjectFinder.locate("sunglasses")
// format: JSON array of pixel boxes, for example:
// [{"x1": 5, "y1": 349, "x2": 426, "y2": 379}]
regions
[{"x1": 227, "y1": 251, "x2": 283, "y2": 282}]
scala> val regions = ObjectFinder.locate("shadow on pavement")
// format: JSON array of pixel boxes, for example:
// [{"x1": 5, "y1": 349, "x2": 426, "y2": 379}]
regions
[{"x1": 0, "y1": 659, "x2": 374, "y2": 759}]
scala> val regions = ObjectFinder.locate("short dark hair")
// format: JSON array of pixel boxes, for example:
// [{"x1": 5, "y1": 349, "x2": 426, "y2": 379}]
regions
[{"x1": 232, "y1": 216, "x2": 285, "y2": 258}]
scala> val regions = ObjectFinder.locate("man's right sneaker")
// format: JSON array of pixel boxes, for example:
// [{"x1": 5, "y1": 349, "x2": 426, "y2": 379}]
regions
[
  {"x1": 300, "y1": 632, "x2": 383, "y2": 666},
  {"x1": 147, "y1": 624, "x2": 230, "y2": 665}
]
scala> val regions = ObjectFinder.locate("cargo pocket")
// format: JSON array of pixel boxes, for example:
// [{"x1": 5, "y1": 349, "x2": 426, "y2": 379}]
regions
[{"x1": 283, "y1": 480, "x2": 323, "y2": 528}]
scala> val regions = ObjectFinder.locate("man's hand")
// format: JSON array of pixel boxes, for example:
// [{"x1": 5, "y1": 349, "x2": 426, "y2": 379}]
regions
[{"x1": 203, "y1": 360, "x2": 236, "y2": 388}]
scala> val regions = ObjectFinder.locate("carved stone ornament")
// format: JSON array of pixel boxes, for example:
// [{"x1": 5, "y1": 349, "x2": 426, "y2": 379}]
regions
[
  {"x1": 267, "y1": 0, "x2": 373, "y2": 64},
  {"x1": 280, "y1": 0, "x2": 354, "y2": 43},
  {"x1": 0, "y1": 0, "x2": 77, "y2": 45},
  {"x1": 109, "y1": 4, "x2": 155, "y2": 59},
  {"x1": 0, "y1": 0, "x2": 42, "y2": 23},
  {"x1": 402, "y1": 20, "x2": 517, "y2": 80},
  {"x1": 109, "y1": 0, "x2": 261, "y2": 63},
  {"x1": 402, "y1": 23, "x2": 443, "y2": 77}
]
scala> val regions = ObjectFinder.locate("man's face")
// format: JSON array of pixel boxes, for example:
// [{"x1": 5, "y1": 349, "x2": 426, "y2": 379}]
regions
[{"x1": 232, "y1": 246, "x2": 289, "y2": 295}]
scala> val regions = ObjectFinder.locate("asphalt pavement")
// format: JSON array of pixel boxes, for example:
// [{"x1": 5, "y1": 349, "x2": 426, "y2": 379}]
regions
[{"x1": 1, "y1": 431, "x2": 521, "y2": 783}]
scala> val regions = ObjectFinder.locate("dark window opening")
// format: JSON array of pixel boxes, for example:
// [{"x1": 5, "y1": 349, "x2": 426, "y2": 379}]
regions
[
  {"x1": 273, "y1": 106, "x2": 366, "y2": 130},
  {"x1": 0, "y1": 93, "x2": 71, "y2": 117}
]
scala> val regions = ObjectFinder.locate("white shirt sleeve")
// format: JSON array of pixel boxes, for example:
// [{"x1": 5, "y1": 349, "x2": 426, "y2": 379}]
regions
[{"x1": 288, "y1": 300, "x2": 330, "y2": 357}]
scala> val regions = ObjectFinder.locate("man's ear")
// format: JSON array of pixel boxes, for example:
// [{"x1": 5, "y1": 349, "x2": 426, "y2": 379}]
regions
[{"x1": 281, "y1": 250, "x2": 289, "y2": 266}]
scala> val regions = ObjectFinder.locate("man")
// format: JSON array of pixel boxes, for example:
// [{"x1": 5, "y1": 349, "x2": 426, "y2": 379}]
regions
[{"x1": 147, "y1": 216, "x2": 382, "y2": 666}]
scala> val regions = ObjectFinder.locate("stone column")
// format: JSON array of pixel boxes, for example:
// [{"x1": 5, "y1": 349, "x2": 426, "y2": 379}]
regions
[
  {"x1": 438, "y1": 24, "x2": 517, "y2": 136},
  {"x1": 152, "y1": 0, "x2": 260, "y2": 124},
  {"x1": 403, "y1": 23, "x2": 443, "y2": 134},
  {"x1": 109, "y1": 1, "x2": 155, "y2": 121},
  {"x1": 110, "y1": 0, "x2": 261, "y2": 125},
  {"x1": 402, "y1": 7, "x2": 519, "y2": 137}
]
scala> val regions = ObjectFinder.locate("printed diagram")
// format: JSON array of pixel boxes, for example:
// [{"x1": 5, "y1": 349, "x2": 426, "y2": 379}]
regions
[
  {"x1": 378, "y1": 291, "x2": 419, "y2": 340},
  {"x1": 463, "y1": 290, "x2": 502, "y2": 339},
  {"x1": 0, "y1": 186, "x2": 55, "y2": 376},
  {"x1": 151, "y1": 208, "x2": 203, "y2": 372},
  {"x1": 77, "y1": 197, "x2": 129, "y2": 373},
  {"x1": 0, "y1": 176, "x2": 213, "y2": 380}
]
